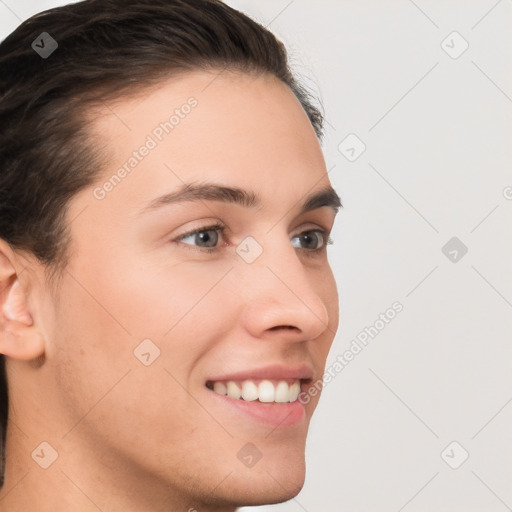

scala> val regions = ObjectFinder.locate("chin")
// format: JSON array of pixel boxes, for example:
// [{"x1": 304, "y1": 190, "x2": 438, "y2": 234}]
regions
[
  {"x1": 220, "y1": 474, "x2": 305, "y2": 508},
  {"x1": 223, "y1": 452, "x2": 307, "y2": 507}
]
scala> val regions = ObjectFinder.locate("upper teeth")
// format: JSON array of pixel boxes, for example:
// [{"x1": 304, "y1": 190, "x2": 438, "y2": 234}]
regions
[{"x1": 212, "y1": 380, "x2": 301, "y2": 403}]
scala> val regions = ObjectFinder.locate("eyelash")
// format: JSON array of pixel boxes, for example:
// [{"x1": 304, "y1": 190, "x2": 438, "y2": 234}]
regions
[{"x1": 175, "y1": 221, "x2": 334, "y2": 256}]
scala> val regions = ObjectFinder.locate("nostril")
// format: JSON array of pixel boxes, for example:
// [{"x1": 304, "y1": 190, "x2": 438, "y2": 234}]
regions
[{"x1": 268, "y1": 325, "x2": 298, "y2": 331}]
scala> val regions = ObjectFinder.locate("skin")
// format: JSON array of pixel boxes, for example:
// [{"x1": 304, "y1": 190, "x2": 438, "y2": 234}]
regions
[{"x1": 0, "y1": 70, "x2": 340, "y2": 512}]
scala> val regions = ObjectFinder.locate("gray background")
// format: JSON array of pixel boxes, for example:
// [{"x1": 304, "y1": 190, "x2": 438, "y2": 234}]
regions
[{"x1": 1, "y1": 1, "x2": 511, "y2": 511}]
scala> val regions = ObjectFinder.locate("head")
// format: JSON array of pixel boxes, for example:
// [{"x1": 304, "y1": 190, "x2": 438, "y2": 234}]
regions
[{"x1": 0, "y1": 1, "x2": 341, "y2": 510}]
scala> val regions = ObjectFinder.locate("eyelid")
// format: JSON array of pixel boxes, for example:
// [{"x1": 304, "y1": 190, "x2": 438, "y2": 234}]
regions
[{"x1": 175, "y1": 221, "x2": 227, "y2": 241}]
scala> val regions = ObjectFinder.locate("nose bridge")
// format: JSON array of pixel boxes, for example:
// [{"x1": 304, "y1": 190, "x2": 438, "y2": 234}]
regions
[{"x1": 236, "y1": 234, "x2": 330, "y2": 340}]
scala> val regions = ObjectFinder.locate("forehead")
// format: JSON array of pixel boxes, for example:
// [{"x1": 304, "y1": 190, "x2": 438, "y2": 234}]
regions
[{"x1": 83, "y1": 69, "x2": 328, "y2": 215}]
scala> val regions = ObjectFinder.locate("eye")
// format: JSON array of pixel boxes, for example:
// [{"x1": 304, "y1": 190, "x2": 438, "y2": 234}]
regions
[
  {"x1": 175, "y1": 222, "x2": 227, "y2": 253},
  {"x1": 174, "y1": 223, "x2": 334, "y2": 255},
  {"x1": 291, "y1": 229, "x2": 333, "y2": 252}
]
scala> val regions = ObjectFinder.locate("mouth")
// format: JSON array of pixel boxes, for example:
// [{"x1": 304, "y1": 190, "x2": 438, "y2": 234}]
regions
[
  {"x1": 204, "y1": 365, "x2": 314, "y2": 428},
  {"x1": 205, "y1": 378, "x2": 305, "y2": 403}
]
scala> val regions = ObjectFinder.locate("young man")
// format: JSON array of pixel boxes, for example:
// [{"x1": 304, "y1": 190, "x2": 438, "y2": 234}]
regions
[{"x1": 0, "y1": 1, "x2": 342, "y2": 510}]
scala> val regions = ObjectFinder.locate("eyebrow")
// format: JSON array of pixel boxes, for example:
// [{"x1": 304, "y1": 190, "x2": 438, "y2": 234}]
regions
[{"x1": 139, "y1": 182, "x2": 342, "y2": 216}]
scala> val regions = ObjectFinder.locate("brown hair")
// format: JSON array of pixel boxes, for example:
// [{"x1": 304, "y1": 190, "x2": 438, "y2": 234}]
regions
[{"x1": 0, "y1": 0, "x2": 324, "y2": 485}]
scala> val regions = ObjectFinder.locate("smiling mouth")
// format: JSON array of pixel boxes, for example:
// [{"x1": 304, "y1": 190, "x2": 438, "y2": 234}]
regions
[{"x1": 205, "y1": 378, "x2": 310, "y2": 403}]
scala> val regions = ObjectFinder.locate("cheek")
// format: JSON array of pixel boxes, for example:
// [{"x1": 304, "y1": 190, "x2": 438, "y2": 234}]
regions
[
  {"x1": 49, "y1": 256, "x2": 236, "y2": 410},
  {"x1": 48, "y1": 278, "x2": 135, "y2": 426},
  {"x1": 49, "y1": 277, "x2": 233, "y2": 472},
  {"x1": 81, "y1": 245, "x2": 234, "y2": 341}
]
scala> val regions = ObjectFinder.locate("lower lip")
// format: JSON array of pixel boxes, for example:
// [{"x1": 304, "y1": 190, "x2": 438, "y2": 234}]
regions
[{"x1": 208, "y1": 390, "x2": 306, "y2": 428}]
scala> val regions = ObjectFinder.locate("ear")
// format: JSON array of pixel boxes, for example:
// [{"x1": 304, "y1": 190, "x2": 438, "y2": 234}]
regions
[{"x1": 0, "y1": 241, "x2": 45, "y2": 360}]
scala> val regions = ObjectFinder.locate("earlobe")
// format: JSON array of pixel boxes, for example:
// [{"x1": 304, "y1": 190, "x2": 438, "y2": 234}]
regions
[
  {"x1": 0, "y1": 319, "x2": 45, "y2": 360},
  {"x1": 0, "y1": 245, "x2": 46, "y2": 361}
]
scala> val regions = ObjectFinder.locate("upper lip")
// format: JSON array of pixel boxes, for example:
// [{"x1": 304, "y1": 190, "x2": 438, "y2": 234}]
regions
[{"x1": 205, "y1": 364, "x2": 314, "y2": 383}]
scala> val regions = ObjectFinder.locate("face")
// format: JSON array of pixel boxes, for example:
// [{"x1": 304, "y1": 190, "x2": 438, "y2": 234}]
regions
[{"x1": 31, "y1": 70, "x2": 340, "y2": 509}]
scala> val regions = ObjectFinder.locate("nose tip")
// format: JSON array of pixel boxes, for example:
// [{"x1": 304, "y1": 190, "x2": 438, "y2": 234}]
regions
[{"x1": 240, "y1": 266, "x2": 331, "y2": 343}]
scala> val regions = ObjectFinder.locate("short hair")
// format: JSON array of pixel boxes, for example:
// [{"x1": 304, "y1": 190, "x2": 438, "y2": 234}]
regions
[{"x1": 0, "y1": 0, "x2": 324, "y2": 486}]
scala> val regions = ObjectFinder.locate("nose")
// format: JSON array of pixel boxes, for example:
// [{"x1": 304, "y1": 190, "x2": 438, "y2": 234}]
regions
[{"x1": 238, "y1": 239, "x2": 332, "y2": 343}]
